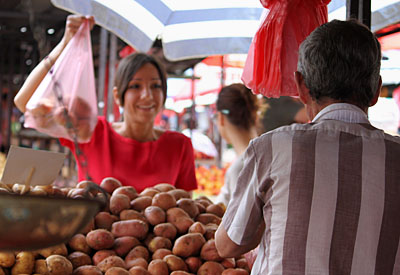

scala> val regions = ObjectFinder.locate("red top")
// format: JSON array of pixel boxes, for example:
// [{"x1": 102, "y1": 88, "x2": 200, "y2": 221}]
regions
[{"x1": 60, "y1": 117, "x2": 198, "y2": 193}]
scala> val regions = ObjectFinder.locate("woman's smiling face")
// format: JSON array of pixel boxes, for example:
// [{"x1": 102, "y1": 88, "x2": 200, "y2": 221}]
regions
[{"x1": 123, "y1": 63, "x2": 164, "y2": 124}]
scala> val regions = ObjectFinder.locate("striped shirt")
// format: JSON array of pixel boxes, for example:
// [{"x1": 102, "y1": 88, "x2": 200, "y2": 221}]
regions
[{"x1": 222, "y1": 103, "x2": 400, "y2": 275}]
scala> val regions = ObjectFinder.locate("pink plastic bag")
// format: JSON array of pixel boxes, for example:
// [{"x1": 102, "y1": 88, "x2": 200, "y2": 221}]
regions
[
  {"x1": 24, "y1": 20, "x2": 97, "y2": 143},
  {"x1": 242, "y1": 0, "x2": 330, "y2": 98}
]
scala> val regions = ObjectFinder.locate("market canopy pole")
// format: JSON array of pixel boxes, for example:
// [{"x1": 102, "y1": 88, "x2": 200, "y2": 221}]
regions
[{"x1": 346, "y1": 0, "x2": 371, "y2": 29}]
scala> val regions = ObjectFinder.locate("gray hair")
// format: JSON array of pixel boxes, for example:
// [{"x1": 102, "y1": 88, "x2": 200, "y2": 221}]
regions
[{"x1": 297, "y1": 19, "x2": 381, "y2": 108}]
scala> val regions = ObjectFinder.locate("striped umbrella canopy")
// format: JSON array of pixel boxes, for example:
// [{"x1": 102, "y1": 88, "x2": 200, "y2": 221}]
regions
[{"x1": 50, "y1": 0, "x2": 263, "y2": 61}]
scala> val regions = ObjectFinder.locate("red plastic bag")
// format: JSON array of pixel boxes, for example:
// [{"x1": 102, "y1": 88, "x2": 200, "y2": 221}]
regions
[
  {"x1": 242, "y1": 0, "x2": 330, "y2": 98},
  {"x1": 25, "y1": 20, "x2": 97, "y2": 143}
]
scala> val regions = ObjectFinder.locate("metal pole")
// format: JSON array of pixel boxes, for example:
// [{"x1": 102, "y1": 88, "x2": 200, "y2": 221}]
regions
[
  {"x1": 359, "y1": 0, "x2": 371, "y2": 29},
  {"x1": 107, "y1": 33, "x2": 117, "y2": 122},
  {"x1": 97, "y1": 28, "x2": 108, "y2": 116}
]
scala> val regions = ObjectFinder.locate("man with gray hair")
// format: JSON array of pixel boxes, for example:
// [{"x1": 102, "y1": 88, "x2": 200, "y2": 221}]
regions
[{"x1": 216, "y1": 19, "x2": 400, "y2": 274}]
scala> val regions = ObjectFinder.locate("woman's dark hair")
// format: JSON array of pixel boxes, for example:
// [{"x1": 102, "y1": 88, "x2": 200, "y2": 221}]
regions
[
  {"x1": 114, "y1": 52, "x2": 167, "y2": 106},
  {"x1": 216, "y1": 83, "x2": 259, "y2": 130}
]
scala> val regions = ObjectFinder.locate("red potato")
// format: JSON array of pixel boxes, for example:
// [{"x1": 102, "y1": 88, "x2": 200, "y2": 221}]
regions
[
  {"x1": 188, "y1": 222, "x2": 206, "y2": 235},
  {"x1": 125, "y1": 245, "x2": 150, "y2": 262},
  {"x1": 204, "y1": 223, "x2": 219, "y2": 240},
  {"x1": 67, "y1": 251, "x2": 92, "y2": 269},
  {"x1": 113, "y1": 186, "x2": 138, "y2": 200},
  {"x1": 166, "y1": 207, "x2": 194, "y2": 234},
  {"x1": 97, "y1": 256, "x2": 126, "y2": 273},
  {"x1": 111, "y1": 220, "x2": 149, "y2": 240},
  {"x1": 222, "y1": 268, "x2": 249, "y2": 275},
  {"x1": 172, "y1": 233, "x2": 206, "y2": 258},
  {"x1": 100, "y1": 177, "x2": 123, "y2": 194},
  {"x1": 45, "y1": 255, "x2": 73, "y2": 275},
  {"x1": 72, "y1": 265, "x2": 103, "y2": 275},
  {"x1": 35, "y1": 259, "x2": 49, "y2": 274},
  {"x1": 177, "y1": 198, "x2": 200, "y2": 219},
  {"x1": 151, "y1": 192, "x2": 177, "y2": 210},
  {"x1": 38, "y1": 244, "x2": 68, "y2": 257},
  {"x1": 221, "y1": 258, "x2": 235, "y2": 269},
  {"x1": 147, "y1": 236, "x2": 172, "y2": 253},
  {"x1": 86, "y1": 229, "x2": 115, "y2": 250},
  {"x1": 68, "y1": 234, "x2": 91, "y2": 254},
  {"x1": 195, "y1": 199, "x2": 212, "y2": 209},
  {"x1": 120, "y1": 209, "x2": 147, "y2": 223},
  {"x1": 235, "y1": 258, "x2": 250, "y2": 272},
  {"x1": 0, "y1": 252, "x2": 15, "y2": 268},
  {"x1": 197, "y1": 261, "x2": 225, "y2": 275},
  {"x1": 144, "y1": 206, "x2": 166, "y2": 226},
  {"x1": 195, "y1": 202, "x2": 206, "y2": 214},
  {"x1": 167, "y1": 189, "x2": 191, "y2": 201},
  {"x1": 170, "y1": 271, "x2": 193, "y2": 275},
  {"x1": 185, "y1": 257, "x2": 202, "y2": 274},
  {"x1": 163, "y1": 254, "x2": 188, "y2": 272},
  {"x1": 147, "y1": 259, "x2": 169, "y2": 275},
  {"x1": 125, "y1": 257, "x2": 148, "y2": 270},
  {"x1": 153, "y1": 222, "x2": 178, "y2": 240},
  {"x1": 196, "y1": 213, "x2": 222, "y2": 225},
  {"x1": 151, "y1": 248, "x2": 172, "y2": 260},
  {"x1": 206, "y1": 204, "x2": 225, "y2": 218},
  {"x1": 110, "y1": 194, "x2": 131, "y2": 215},
  {"x1": 200, "y1": 239, "x2": 223, "y2": 262},
  {"x1": 128, "y1": 266, "x2": 150, "y2": 275},
  {"x1": 105, "y1": 266, "x2": 130, "y2": 275},
  {"x1": 153, "y1": 183, "x2": 176, "y2": 192},
  {"x1": 130, "y1": 196, "x2": 153, "y2": 212},
  {"x1": 95, "y1": 212, "x2": 119, "y2": 230},
  {"x1": 143, "y1": 232, "x2": 155, "y2": 248},
  {"x1": 113, "y1": 236, "x2": 140, "y2": 257},
  {"x1": 92, "y1": 250, "x2": 117, "y2": 266},
  {"x1": 139, "y1": 187, "x2": 160, "y2": 197}
]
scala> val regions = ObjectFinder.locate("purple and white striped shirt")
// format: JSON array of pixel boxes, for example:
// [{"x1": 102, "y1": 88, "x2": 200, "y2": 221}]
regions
[{"x1": 222, "y1": 103, "x2": 400, "y2": 275}]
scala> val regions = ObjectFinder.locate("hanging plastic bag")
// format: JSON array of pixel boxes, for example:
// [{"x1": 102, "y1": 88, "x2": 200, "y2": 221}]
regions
[
  {"x1": 24, "y1": 19, "x2": 97, "y2": 143},
  {"x1": 242, "y1": 0, "x2": 330, "y2": 98}
]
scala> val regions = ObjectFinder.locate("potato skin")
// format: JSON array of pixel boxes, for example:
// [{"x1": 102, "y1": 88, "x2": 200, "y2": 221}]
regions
[
  {"x1": 172, "y1": 233, "x2": 206, "y2": 258},
  {"x1": 111, "y1": 220, "x2": 149, "y2": 239},
  {"x1": 100, "y1": 177, "x2": 123, "y2": 194},
  {"x1": 151, "y1": 248, "x2": 172, "y2": 260},
  {"x1": 152, "y1": 192, "x2": 177, "y2": 210},
  {"x1": 119, "y1": 209, "x2": 147, "y2": 223},
  {"x1": 147, "y1": 259, "x2": 169, "y2": 275},
  {"x1": 86, "y1": 229, "x2": 115, "y2": 250},
  {"x1": 113, "y1": 236, "x2": 140, "y2": 257},
  {"x1": 196, "y1": 213, "x2": 222, "y2": 225},
  {"x1": 95, "y1": 211, "x2": 119, "y2": 230},
  {"x1": 206, "y1": 204, "x2": 225, "y2": 218},
  {"x1": 177, "y1": 198, "x2": 199, "y2": 218},
  {"x1": 200, "y1": 239, "x2": 223, "y2": 262},
  {"x1": 167, "y1": 189, "x2": 191, "y2": 201},
  {"x1": 153, "y1": 222, "x2": 177, "y2": 240},
  {"x1": 68, "y1": 234, "x2": 91, "y2": 254},
  {"x1": 147, "y1": 236, "x2": 172, "y2": 253},
  {"x1": 130, "y1": 196, "x2": 153, "y2": 212},
  {"x1": 92, "y1": 250, "x2": 116, "y2": 266},
  {"x1": 125, "y1": 245, "x2": 150, "y2": 262},
  {"x1": 128, "y1": 265, "x2": 151, "y2": 275},
  {"x1": 72, "y1": 265, "x2": 102, "y2": 275},
  {"x1": 105, "y1": 266, "x2": 130, "y2": 275},
  {"x1": 166, "y1": 207, "x2": 194, "y2": 234},
  {"x1": 139, "y1": 187, "x2": 160, "y2": 198},
  {"x1": 185, "y1": 256, "x2": 202, "y2": 274},
  {"x1": 11, "y1": 251, "x2": 35, "y2": 275},
  {"x1": 97, "y1": 256, "x2": 126, "y2": 273},
  {"x1": 188, "y1": 222, "x2": 206, "y2": 235},
  {"x1": 197, "y1": 261, "x2": 225, "y2": 275},
  {"x1": 153, "y1": 183, "x2": 176, "y2": 192},
  {"x1": 0, "y1": 252, "x2": 15, "y2": 268},
  {"x1": 222, "y1": 268, "x2": 250, "y2": 275},
  {"x1": 144, "y1": 206, "x2": 166, "y2": 226},
  {"x1": 38, "y1": 243, "x2": 68, "y2": 257},
  {"x1": 46, "y1": 255, "x2": 73, "y2": 275},
  {"x1": 110, "y1": 194, "x2": 131, "y2": 215},
  {"x1": 125, "y1": 257, "x2": 148, "y2": 270},
  {"x1": 163, "y1": 255, "x2": 188, "y2": 272},
  {"x1": 68, "y1": 251, "x2": 92, "y2": 269},
  {"x1": 113, "y1": 186, "x2": 138, "y2": 200},
  {"x1": 35, "y1": 259, "x2": 49, "y2": 274}
]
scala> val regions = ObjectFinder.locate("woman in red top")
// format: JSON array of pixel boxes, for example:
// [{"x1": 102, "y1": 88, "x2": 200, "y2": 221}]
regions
[{"x1": 14, "y1": 15, "x2": 197, "y2": 193}]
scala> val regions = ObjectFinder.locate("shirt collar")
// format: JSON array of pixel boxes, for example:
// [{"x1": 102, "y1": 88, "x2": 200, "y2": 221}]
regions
[{"x1": 312, "y1": 103, "x2": 370, "y2": 124}]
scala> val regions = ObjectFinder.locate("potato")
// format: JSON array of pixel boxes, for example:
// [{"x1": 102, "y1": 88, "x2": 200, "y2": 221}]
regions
[
  {"x1": 72, "y1": 265, "x2": 102, "y2": 275},
  {"x1": 206, "y1": 204, "x2": 225, "y2": 218},
  {"x1": 97, "y1": 256, "x2": 126, "y2": 273},
  {"x1": 152, "y1": 192, "x2": 177, "y2": 210},
  {"x1": 220, "y1": 258, "x2": 235, "y2": 269},
  {"x1": 125, "y1": 246, "x2": 150, "y2": 262},
  {"x1": 130, "y1": 196, "x2": 153, "y2": 212},
  {"x1": 86, "y1": 229, "x2": 115, "y2": 250},
  {"x1": 144, "y1": 206, "x2": 166, "y2": 226},
  {"x1": 196, "y1": 196, "x2": 213, "y2": 204},
  {"x1": 222, "y1": 268, "x2": 249, "y2": 275},
  {"x1": 170, "y1": 271, "x2": 192, "y2": 275},
  {"x1": 163, "y1": 255, "x2": 188, "y2": 272},
  {"x1": 166, "y1": 207, "x2": 194, "y2": 234},
  {"x1": 68, "y1": 234, "x2": 91, "y2": 254},
  {"x1": 204, "y1": 223, "x2": 219, "y2": 240},
  {"x1": 39, "y1": 244, "x2": 68, "y2": 258},
  {"x1": 125, "y1": 257, "x2": 148, "y2": 270},
  {"x1": 153, "y1": 183, "x2": 175, "y2": 192},
  {"x1": 111, "y1": 220, "x2": 149, "y2": 239},
  {"x1": 46, "y1": 255, "x2": 73, "y2": 275},
  {"x1": 167, "y1": 189, "x2": 191, "y2": 201},
  {"x1": 68, "y1": 251, "x2": 92, "y2": 269},
  {"x1": 128, "y1": 266, "x2": 150, "y2": 275},
  {"x1": 147, "y1": 236, "x2": 172, "y2": 253},
  {"x1": 92, "y1": 250, "x2": 116, "y2": 266},
  {"x1": 188, "y1": 222, "x2": 206, "y2": 235},
  {"x1": 177, "y1": 198, "x2": 199, "y2": 218},
  {"x1": 153, "y1": 222, "x2": 177, "y2": 240},
  {"x1": 195, "y1": 202, "x2": 206, "y2": 214},
  {"x1": 110, "y1": 194, "x2": 131, "y2": 215},
  {"x1": 35, "y1": 259, "x2": 49, "y2": 274},
  {"x1": 100, "y1": 177, "x2": 123, "y2": 194},
  {"x1": 139, "y1": 187, "x2": 160, "y2": 197},
  {"x1": 120, "y1": 209, "x2": 147, "y2": 223},
  {"x1": 151, "y1": 248, "x2": 172, "y2": 260},
  {"x1": 200, "y1": 240, "x2": 223, "y2": 262},
  {"x1": 0, "y1": 252, "x2": 15, "y2": 268},
  {"x1": 148, "y1": 259, "x2": 169, "y2": 275},
  {"x1": 113, "y1": 236, "x2": 140, "y2": 257},
  {"x1": 196, "y1": 213, "x2": 222, "y2": 225},
  {"x1": 185, "y1": 257, "x2": 202, "y2": 274},
  {"x1": 80, "y1": 218, "x2": 95, "y2": 234},
  {"x1": 113, "y1": 186, "x2": 138, "y2": 200},
  {"x1": 68, "y1": 188, "x2": 90, "y2": 199},
  {"x1": 172, "y1": 233, "x2": 206, "y2": 258},
  {"x1": 197, "y1": 261, "x2": 225, "y2": 275},
  {"x1": 143, "y1": 232, "x2": 155, "y2": 248},
  {"x1": 105, "y1": 266, "x2": 130, "y2": 275},
  {"x1": 95, "y1": 211, "x2": 119, "y2": 230},
  {"x1": 0, "y1": 267, "x2": 5, "y2": 275},
  {"x1": 235, "y1": 258, "x2": 250, "y2": 272}
]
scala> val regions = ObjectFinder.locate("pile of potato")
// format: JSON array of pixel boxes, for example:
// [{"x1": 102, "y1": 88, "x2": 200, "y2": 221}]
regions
[{"x1": 0, "y1": 178, "x2": 250, "y2": 275}]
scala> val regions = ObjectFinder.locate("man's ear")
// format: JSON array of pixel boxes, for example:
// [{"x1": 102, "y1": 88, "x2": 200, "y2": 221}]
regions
[
  {"x1": 113, "y1": 87, "x2": 121, "y2": 106},
  {"x1": 369, "y1": 76, "x2": 382, "y2": 107},
  {"x1": 294, "y1": 71, "x2": 310, "y2": 105}
]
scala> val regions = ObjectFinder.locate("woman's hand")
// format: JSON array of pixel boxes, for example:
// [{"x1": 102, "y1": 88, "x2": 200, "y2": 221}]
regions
[{"x1": 61, "y1": 15, "x2": 95, "y2": 48}]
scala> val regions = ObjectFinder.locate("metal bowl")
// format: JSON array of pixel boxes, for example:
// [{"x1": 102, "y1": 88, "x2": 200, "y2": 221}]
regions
[{"x1": 0, "y1": 191, "x2": 103, "y2": 251}]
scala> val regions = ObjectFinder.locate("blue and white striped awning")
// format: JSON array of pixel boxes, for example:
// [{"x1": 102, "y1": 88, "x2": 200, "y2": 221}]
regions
[{"x1": 51, "y1": 0, "x2": 263, "y2": 61}]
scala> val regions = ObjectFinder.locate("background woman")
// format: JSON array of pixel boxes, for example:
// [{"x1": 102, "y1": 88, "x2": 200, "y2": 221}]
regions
[{"x1": 14, "y1": 15, "x2": 197, "y2": 193}]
